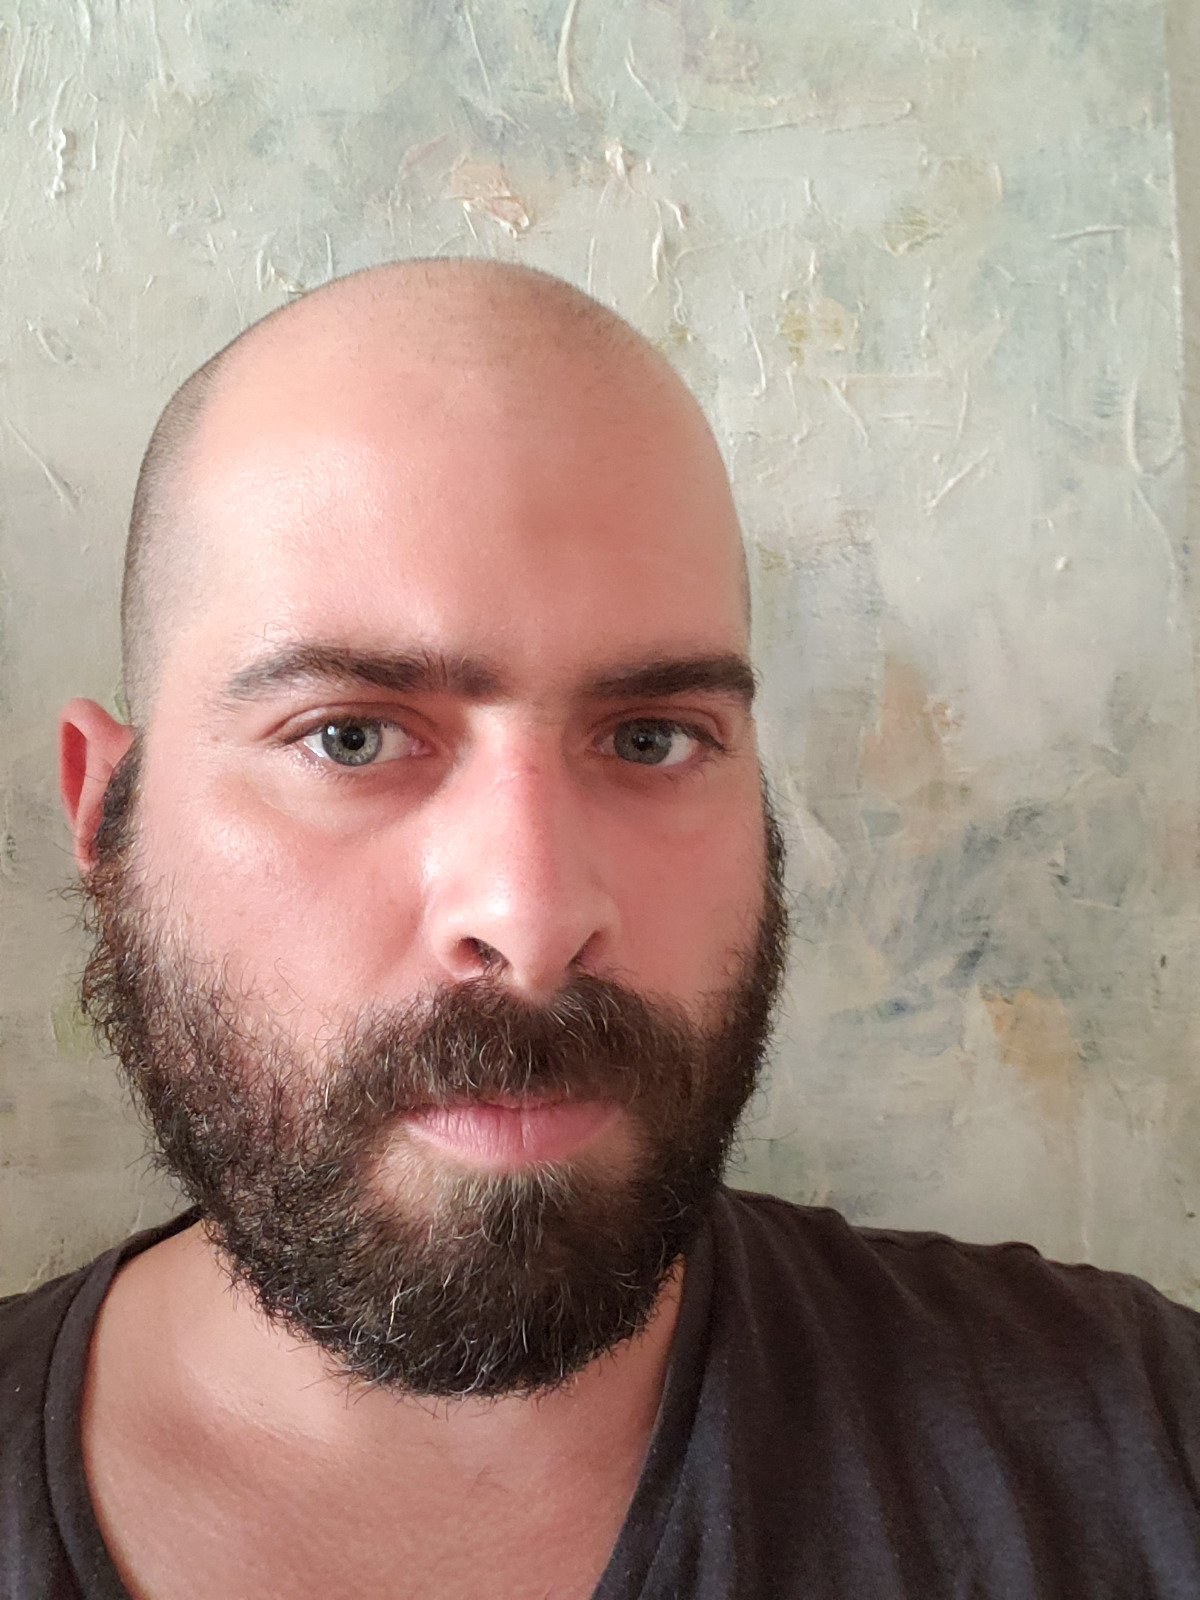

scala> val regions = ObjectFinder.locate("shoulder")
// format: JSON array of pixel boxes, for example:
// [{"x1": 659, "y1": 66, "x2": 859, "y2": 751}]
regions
[
  {"x1": 714, "y1": 1185, "x2": 1200, "y2": 1321},
  {"x1": 712, "y1": 1185, "x2": 1200, "y2": 1332},
  {"x1": 708, "y1": 1186, "x2": 1200, "y2": 1415},
  {"x1": 0, "y1": 1210, "x2": 195, "y2": 1388},
  {"x1": 0, "y1": 1207, "x2": 204, "y2": 1398},
  {"x1": 0, "y1": 1210, "x2": 200, "y2": 1597},
  {"x1": 0, "y1": 1260, "x2": 102, "y2": 1422},
  {"x1": 710, "y1": 1196, "x2": 1200, "y2": 1459},
  {"x1": 697, "y1": 1189, "x2": 1200, "y2": 1587},
  {"x1": 0, "y1": 1259, "x2": 111, "y2": 1597}
]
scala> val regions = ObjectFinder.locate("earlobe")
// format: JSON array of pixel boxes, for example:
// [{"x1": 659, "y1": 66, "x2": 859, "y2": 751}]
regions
[{"x1": 59, "y1": 699, "x2": 135, "y2": 873}]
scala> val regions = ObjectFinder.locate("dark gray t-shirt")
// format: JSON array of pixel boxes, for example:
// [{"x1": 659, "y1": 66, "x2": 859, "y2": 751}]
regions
[{"x1": 3, "y1": 1188, "x2": 1200, "y2": 1598}]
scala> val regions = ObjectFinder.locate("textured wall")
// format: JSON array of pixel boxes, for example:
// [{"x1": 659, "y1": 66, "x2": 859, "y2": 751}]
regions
[{"x1": 1, "y1": 0, "x2": 1196, "y2": 1303}]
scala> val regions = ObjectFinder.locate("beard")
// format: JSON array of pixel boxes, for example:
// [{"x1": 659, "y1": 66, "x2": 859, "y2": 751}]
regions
[{"x1": 79, "y1": 745, "x2": 788, "y2": 1398}]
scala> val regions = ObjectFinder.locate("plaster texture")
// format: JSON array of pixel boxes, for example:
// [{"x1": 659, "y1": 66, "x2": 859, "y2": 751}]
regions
[{"x1": 1, "y1": 0, "x2": 1197, "y2": 1303}]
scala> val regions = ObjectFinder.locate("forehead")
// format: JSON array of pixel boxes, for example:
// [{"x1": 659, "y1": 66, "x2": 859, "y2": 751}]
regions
[{"x1": 169, "y1": 348, "x2": 747, "y2": 696}]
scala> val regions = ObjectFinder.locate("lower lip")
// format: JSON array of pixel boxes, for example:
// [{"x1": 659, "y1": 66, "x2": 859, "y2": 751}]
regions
[{"x1": 403, "y1": 1101, "x2": 620, "y2": 1168}]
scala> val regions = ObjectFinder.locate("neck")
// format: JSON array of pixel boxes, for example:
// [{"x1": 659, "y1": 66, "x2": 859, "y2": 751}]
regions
[
  {"x1": 84, "y1": 1216, "x2": 689, "y2": 1599},
  {"x1": 120, "y1": 1219, "x2": 682, "y2": 1476}
]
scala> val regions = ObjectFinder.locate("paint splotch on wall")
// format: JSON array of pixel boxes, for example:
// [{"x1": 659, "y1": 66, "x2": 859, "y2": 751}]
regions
[{"x1": 0, "y1": 0, "x2": 1194, "y2": 1303}]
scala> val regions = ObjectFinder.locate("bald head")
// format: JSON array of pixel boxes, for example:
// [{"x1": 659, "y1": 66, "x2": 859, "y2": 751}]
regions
[{"x1": 121, "y1": 258, "x2": 741, "y2": 723}]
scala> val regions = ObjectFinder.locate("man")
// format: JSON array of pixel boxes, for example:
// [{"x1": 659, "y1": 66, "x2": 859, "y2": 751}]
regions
[{"x1": 1, "y1": 259, "x2": 1198, "y2": 1599}]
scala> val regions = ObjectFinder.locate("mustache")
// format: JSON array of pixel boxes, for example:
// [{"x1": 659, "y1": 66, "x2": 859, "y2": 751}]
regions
[
  {"x1": 145, "y1": 970, "x2": 713, "y2": 1152},
  {"x1": 319, "y1": 974, "x2": 714, "y2": 1134}
]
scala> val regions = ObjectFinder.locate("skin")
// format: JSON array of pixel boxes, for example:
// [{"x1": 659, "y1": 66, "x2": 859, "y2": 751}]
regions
[{"x1": 59, "y1": 264, "x2": 766, "y2": 1599}]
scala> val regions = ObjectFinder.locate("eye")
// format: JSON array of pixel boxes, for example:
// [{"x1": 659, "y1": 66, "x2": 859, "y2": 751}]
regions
[
  {"x1": 298, "y1": 718, "x2": 419, "y2": 768},
  {"x1": 607, "y1": 719, "x2": 704, "y2": 767}
]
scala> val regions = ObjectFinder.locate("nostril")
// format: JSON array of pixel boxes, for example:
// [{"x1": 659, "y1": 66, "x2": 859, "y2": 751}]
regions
[
  {"x1": 464, "y1": 937, "x2": 506, "y2": 972},
  {"x1": 567, "y1": 933, "x2": 599, "y2": 975}
]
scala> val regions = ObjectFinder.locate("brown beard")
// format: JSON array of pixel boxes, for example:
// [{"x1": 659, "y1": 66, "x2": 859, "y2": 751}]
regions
[{"x1": 79, "y1": 743, "x2": 788, "y2": 1398}]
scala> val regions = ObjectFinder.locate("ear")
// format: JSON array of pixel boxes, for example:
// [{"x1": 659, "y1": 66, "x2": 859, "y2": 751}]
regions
[{"x1": 59, "y1": 699, "x2": 135, "y2": 873}]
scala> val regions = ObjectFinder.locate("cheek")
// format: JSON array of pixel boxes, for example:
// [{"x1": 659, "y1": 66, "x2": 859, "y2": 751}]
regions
[
  {"x1": 135, "y1": 764, "x2": 426, "y2": 1005},
  {"x1": 133, "y1": 722, "x2": 768, "y2": 1018},
  {"x1": 608, "y1": 795, "x2": 767, "y2": 997}
]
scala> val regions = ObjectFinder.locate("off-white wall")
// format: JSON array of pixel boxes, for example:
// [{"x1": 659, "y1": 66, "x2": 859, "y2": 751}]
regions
[{"x1": 2, "y1": 0, "x2": 1197, "y2": 1304}]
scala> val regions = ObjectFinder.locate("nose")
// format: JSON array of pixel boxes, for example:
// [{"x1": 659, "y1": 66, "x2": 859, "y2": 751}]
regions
[{"x1": 419, "y1": 733, "x2": 620, "y2": 1002}]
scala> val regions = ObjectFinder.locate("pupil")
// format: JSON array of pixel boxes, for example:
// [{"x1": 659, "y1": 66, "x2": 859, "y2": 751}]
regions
[
  {"x1": 320, "y1": 720, "x2": 381, "y2": 765},
  {"x1": 616, "y1": 721, "x2": 672, "y2": 764}
]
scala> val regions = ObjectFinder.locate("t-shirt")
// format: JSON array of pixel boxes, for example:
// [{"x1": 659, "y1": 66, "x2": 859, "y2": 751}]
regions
[{"x1": 3, "y1": 1188, "x2": 1200, "y2": 1598}]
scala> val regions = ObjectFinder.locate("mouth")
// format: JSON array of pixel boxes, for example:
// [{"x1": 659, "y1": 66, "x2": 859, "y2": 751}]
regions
[{"x1": 402, "y1": 1098, "x2": 622, "y2": 1169}]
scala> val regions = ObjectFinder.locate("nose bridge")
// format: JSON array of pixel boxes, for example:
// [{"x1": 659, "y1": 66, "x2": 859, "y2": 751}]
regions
[
  {"x1": 479, "y1": 734, "x2": 578, "y2": 897},
  {"x1": 421, "y1": 722, "x2": 616, "y2": 996}
]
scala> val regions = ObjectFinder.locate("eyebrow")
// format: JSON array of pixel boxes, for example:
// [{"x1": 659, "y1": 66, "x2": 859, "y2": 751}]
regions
[
  {"x1": 580, "y1": 654, "x2": 757, "y2": 705},
  {"x1": 220, "y1": 646, "x2": 505, "y2": 703},
  {"x1": 218, "y1": 644, "x2": 756, "y2": 708}
]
